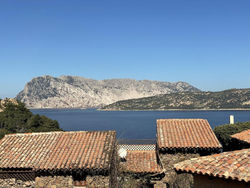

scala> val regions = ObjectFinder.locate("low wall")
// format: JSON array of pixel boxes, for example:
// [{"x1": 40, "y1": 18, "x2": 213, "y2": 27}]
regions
[
  {"x1": 0, "y1": 175, "x2": 110, "y2": 187},
  {"x1": 0, "y1": 178, "x2": 35, "y2": 188},
  {"x1": 35, "y1": 176, "x2": 73, "y2": 188},
  {"x1": 86, "y1": 175, "x2": 110, "y2": 187}
]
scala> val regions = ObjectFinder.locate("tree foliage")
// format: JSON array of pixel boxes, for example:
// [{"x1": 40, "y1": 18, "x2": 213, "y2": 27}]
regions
[
  {"x1": 0, "y1": 100, "x2": 61, "y2": 139},
  {"x1": 214, "y1": 121, "x2": 250, "y2": 151}
]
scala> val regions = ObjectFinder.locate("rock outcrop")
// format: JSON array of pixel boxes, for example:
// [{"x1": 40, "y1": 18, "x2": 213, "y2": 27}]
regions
[
  {"x1": 16, "y1": 75, "x2": 200, "y2": 109},
  {"x1": 0, "y1": 98, "x2": 18, "y2": 112}
]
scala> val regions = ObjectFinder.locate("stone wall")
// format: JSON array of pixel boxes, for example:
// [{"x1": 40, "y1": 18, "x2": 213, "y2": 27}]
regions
[
  {"x1": 159, "y1": 153, "x2": 199, "y2": 188},
  {"x1": 0, "y1": 175, "x2": 110, "y2": 188},
  {"x1": 35, "y1": 176, "x2": 73, "y2": 188},
  {"x1": 118, "y1": 174, "x2": 152, "y2": 188},
  {"x1": 86, "y1": 175, "x2": 110, "y2": 188},
  {"x1": 0, "y1": 178, "x2": 34, "y2": 188}
]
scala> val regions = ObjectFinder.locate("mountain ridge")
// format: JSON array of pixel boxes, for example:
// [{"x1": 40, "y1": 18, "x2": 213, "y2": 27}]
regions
[{"x1": 16, "y1": 75, "x2": 200, "y2": 109}]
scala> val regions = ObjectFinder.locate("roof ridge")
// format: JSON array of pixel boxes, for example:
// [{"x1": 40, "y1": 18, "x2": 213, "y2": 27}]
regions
[
  {"x1": 5, "y1": 130, "x2": 116, "y2": 137},
  {"x1": 232, "y1": 129, "x2": 250, "y2": 135},
  {"x1": 176, "y1": 148, "x2": 249, "y2": 164},
  {"x1": 5, "y1": 131, "x2": 64, "y2": 137},
  {"x1": 157, "y1": 118, "x2": 207, "y2": 121}
]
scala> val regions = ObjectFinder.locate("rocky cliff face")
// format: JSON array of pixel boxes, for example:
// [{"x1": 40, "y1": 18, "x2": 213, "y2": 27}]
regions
[{"x1": 16, "y1": 75, "x2": 200, "y2": 109}]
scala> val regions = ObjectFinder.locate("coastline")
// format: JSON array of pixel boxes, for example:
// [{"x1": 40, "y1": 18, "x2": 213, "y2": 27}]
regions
[
  {"x1": 29, "y1": 107, "x2": 250, "y2": 111},
  {"x1": 99, "y1": 108, "x2": 250, "y2": 111},
  {"x1": 29, "y1": 107, "x2": 97, "y2": 110}
]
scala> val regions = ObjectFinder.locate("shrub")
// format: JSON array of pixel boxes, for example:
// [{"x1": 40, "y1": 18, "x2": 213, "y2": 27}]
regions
[{"x1": 214, "y1": 121, "x2": 250, "y2": 151}]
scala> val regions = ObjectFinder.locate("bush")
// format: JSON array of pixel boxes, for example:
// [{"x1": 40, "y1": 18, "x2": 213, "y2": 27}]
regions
[{"x1": 214, "y1": 121, "x2": 250, "y2": 151}]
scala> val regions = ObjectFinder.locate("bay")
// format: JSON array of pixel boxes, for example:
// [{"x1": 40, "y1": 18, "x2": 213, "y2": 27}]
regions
[{"x1": 31, "y1": 109, "x2": 250, "y2": 139}]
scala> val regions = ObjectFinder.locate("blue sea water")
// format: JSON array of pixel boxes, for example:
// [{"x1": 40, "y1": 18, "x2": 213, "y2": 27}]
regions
[{"x1": 31, "y1": 109, "x2": 250, "y2": 139}]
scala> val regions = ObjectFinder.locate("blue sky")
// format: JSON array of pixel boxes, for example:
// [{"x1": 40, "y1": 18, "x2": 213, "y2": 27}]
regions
[{"x1": 0, "y1": 0, "x2": 249, "y2": 98}]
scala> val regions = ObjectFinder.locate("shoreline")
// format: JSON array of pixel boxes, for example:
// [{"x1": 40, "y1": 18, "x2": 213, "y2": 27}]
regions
[
  {"x1": 99, "y1": 108, "x2": 250, "y2": 111},
  {"x1": 29, "y1": 108, "x2": 250, "y2": 111}
]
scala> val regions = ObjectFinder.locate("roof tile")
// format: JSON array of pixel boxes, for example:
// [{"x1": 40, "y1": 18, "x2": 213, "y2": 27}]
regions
[
  {"x1": 157, "y1": 119, "x2": 222, "y2": 150},
  {"x1": 174, "y1": 149, "x2": 250, "y2": 182},
  {"x1": 122, "y1": 149, "x2": 162, "y2": 174},
  {"x1": 0, "y1": 131, "x2": 116, "y2": 172},
  {"x1": 231, "y1": 129, "x2": 250, "y2": 144}
]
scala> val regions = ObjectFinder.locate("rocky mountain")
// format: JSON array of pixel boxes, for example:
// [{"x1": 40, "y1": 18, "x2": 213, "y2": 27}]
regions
[
  {"x1": 16, "y1": 75, "x2": 200, "y2": 109},
  {"x1": 102, "y1": 89, "x2": 250, "y2": 110}
]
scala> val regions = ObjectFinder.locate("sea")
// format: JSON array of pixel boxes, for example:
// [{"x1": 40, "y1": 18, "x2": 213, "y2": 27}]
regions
[{"x1": 31, "y1": 109, "x2": 250, "y2": 140}]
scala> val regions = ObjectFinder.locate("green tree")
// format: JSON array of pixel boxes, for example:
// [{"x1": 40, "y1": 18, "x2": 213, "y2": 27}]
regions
[
  {"x1": 0, "y1": 100, "x2": 62, "y2": 139},
  {"x1": 27, "y1": 115, "x2": 60, "y2": 132},
  {"x1": 0, "y1": 102, "x2": 32, "y2": 132}
]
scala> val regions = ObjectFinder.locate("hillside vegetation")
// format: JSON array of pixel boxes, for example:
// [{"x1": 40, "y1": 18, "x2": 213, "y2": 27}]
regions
[
  {"x1": 102, "y1": 89, "x2": 250, "y2": 110},
  {"x1": 0, "y1": 98, "x2": 61, "y2": 139}
]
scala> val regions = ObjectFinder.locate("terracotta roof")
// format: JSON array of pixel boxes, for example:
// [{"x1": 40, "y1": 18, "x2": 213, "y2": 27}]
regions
[
  {"x1": 157, "y1": 119, "x2": 222, "y2": 150},
  {"x1": 122, "y1": 150, "x2": 162, "y2": 174},
  {"x1": 174, "y1": 149, "x2": 250, "y2": 182},
  {"x1": 231, "y1": 129, "x2": 250, "y2": 144},
  {"x1": 0, "y1": 131, "x2": 116, "y2": 172}
]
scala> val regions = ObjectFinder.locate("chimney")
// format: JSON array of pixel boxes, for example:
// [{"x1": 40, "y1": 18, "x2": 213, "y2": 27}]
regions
[{"x1": 230, "y1": 115, "x2": 234, "y2": 124}]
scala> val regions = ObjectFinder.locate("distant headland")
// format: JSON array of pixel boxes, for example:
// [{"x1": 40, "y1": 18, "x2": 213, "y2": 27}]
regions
[
  {"x1": 101, "y1": 89, "x2": 250, "y2": 111},
  {"x1": 13, "y1": 75, "x2": 250, "y2": 110},
  {"x1": 16, "y1": 75, "x2": 199, "y2": 109}
]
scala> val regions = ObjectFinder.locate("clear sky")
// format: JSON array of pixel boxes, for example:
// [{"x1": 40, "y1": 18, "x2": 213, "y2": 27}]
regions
[{"x1": 0, "y1": 0, "x2": 249, "y2": 98}]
